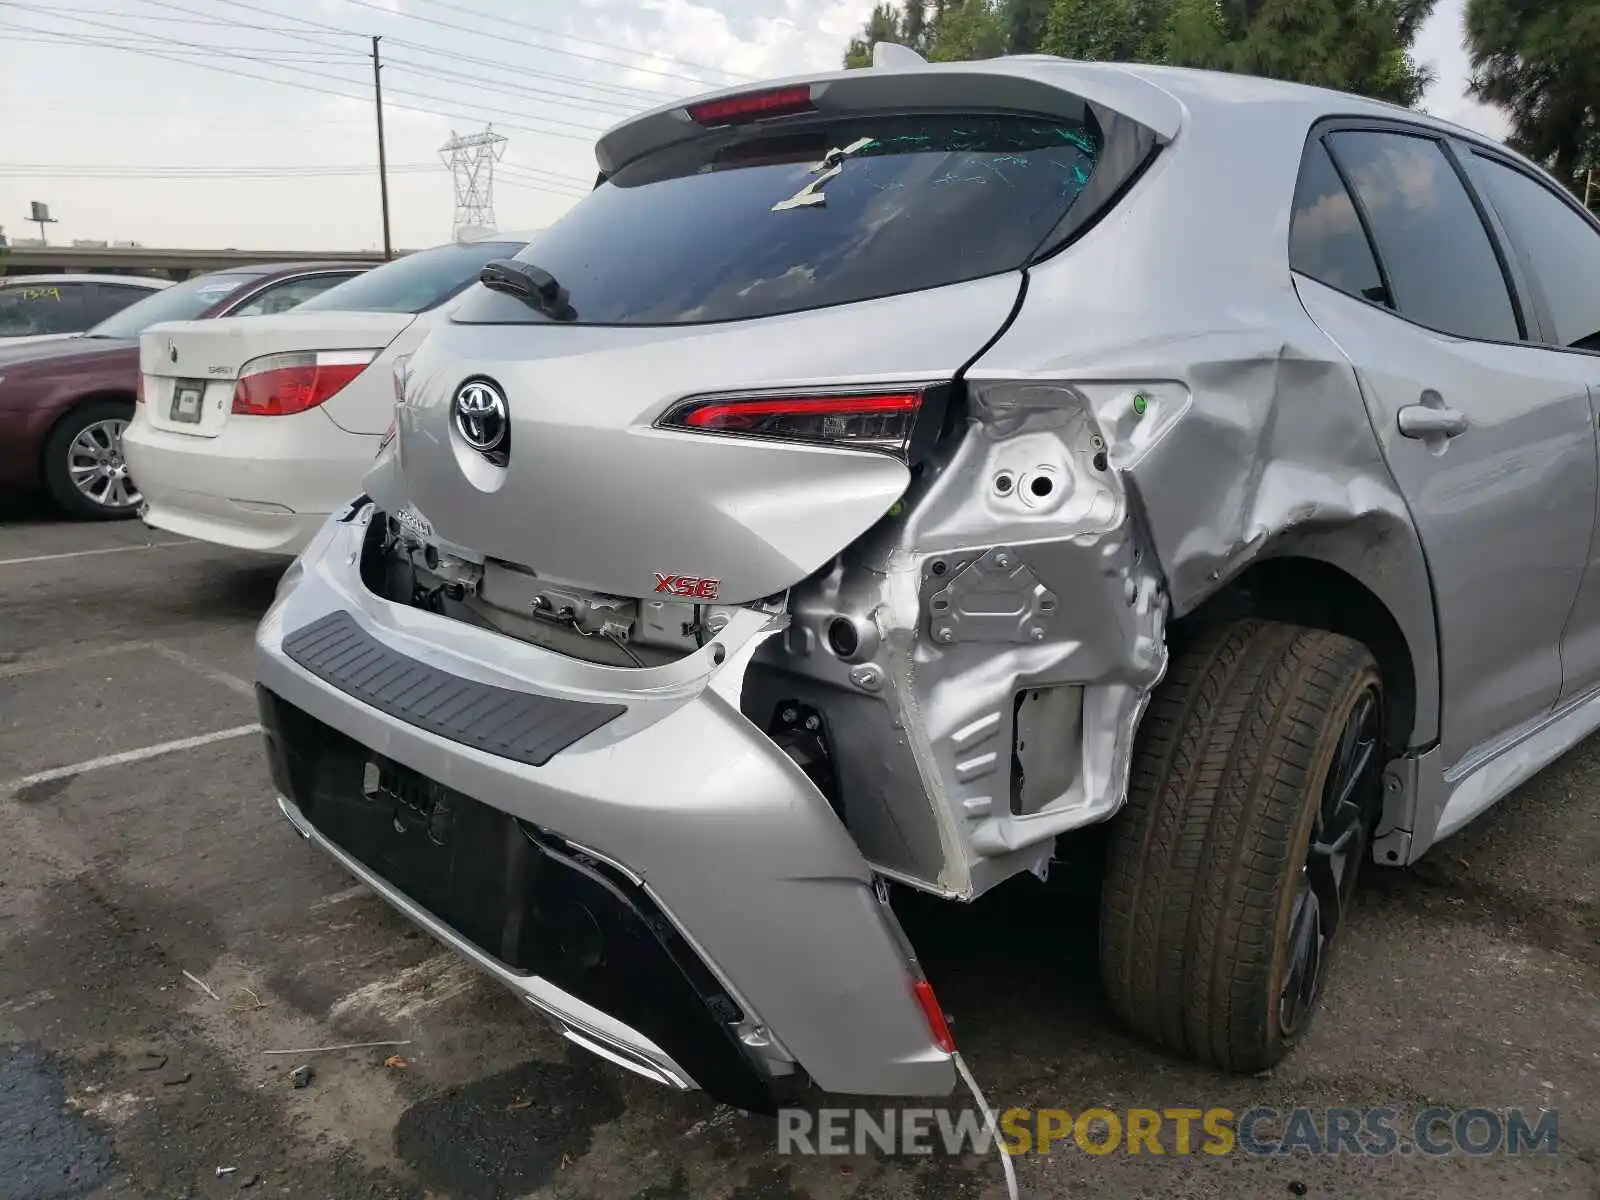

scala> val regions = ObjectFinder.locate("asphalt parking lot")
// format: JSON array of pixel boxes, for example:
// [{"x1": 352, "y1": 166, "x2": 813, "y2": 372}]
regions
[{"x1": 1, "y1": 497, "x2": 1597, "y2": 1200}]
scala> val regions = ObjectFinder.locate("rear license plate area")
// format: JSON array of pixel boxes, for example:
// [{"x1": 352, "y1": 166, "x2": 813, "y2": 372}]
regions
[
  {"x1": 169, "y1": 379, "x2": 206, "y2": 424},
  {"x1": 312, "y1": 756, "x2": 516, "y2": 955}
]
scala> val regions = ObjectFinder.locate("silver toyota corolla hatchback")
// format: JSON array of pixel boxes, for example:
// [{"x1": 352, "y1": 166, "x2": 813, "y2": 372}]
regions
[{"x1": 254, "y1": 51, "x2": 1600, "y2": 1113}]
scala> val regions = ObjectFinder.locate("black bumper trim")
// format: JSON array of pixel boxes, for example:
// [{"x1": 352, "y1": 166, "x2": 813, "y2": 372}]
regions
[{"x1": 282, "y1": 610, "x2": 625, "y2": 767}]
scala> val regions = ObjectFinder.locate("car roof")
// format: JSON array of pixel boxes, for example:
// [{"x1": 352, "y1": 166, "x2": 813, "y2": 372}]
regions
[
  {"x1": 0, "y1": 273, "x2": 169, "y2": 287},
  {"x1": 220, "y1": 261, "x2": 375, "y2": 279}
]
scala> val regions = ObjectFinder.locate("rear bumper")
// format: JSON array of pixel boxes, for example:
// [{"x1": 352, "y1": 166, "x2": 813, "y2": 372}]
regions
[
  {"x1": 123, "y1": 409, "x2": 377, "y2": 555},
  {"x1": 254, "y1": 505, "x2": 957, "y2": 1107}
]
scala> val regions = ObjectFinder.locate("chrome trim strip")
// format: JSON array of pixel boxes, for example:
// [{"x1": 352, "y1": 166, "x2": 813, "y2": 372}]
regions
[{"x1": 275, "y1": 794, "x2": 698, "y2": 1092}]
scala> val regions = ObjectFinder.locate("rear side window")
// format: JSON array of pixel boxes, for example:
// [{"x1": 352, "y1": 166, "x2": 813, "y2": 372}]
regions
[
  {"x1": 1290, "y1": 140, "x2": 1389, "y2": 307},
  {"x1": 0, "y1": 282, "x2": 88, "y2": 336},
  {"x1": 452, "y1": 111, "x2": 1111, "y2": 327},
  {"x1": 82, "y1": 283, "x2": 158, "y2": 324},
  {"x1": 229, "y1": 273, "x2": 356, "y2": 317},
  {"x1": 1464, "y1": 153, "x2": 1600, "y2": 353},
  {"x1": 1325, "y1": 130, "x2": 1519, "y2": 343},
  {"x1": 294, "y1": 243, "x2": 525, "y2": 315}
]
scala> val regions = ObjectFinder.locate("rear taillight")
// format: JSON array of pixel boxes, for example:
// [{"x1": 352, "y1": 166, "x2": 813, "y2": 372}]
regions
[
  {"x1": 913, "y1": 979, "x2": 956, "y2": 1053},
  {"x1": 232, "y1": 349, "x2": 378, "y2": 417},
  {"x1": 686, "y1": 85, "x2": 814, "y2": 126},
  {"x1": 135, "y1": 374, "x2": 145, "y2": 405},
  {"x1": 659, "y1": 386, "x2": 945, "y2": 462}
]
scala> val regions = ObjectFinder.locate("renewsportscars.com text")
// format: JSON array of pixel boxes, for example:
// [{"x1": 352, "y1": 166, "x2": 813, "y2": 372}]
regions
[{"x1": 778, "y1": 1106, "x2": 1560, "y2": 1158}]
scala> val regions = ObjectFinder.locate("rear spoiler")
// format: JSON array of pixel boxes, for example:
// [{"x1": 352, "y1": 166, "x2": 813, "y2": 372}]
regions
[{"x1": 593, "y1": 57, "x2": 1184, "y2": 178}]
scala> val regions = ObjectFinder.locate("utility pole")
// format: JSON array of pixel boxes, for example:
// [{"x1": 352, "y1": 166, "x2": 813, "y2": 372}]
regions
[{"x1": 371, "y1": 35, "x2": 393, "y2": 260}]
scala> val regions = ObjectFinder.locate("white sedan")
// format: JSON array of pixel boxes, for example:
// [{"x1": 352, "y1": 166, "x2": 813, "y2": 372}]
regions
[{"x1": 124, "y1": 231, "x2": 537, "y2": 556}]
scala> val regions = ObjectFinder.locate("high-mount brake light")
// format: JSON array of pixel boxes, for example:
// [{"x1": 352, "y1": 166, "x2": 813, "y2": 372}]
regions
[
  {"x1": 686, "y1": 85, "x2": 814, "y2": 126},
  {"x1": 660, "y1": 389, "x2": 932, "y2": 461},
  {"x1": 232, "y1": 349, "x2": 378, "y2": 418}
]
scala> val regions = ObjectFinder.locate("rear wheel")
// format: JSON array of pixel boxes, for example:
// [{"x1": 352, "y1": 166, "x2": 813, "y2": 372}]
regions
[
  {"x1": 1099, "y1": 619, "x2": 1382, "y2": 1072},
  {"x1": 42, "y1": 399, "x2": 142, "y2": 520}
]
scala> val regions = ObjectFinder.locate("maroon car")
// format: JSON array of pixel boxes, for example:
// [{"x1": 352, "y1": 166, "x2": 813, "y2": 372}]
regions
[{"x1": 0, "y1": 262, "x2": 370, "y2": 519}]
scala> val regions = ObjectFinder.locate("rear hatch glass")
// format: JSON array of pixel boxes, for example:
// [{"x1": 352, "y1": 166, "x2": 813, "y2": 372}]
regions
[{"x1": 451, "y1": 111, "x2": 1107, "y2": 327}]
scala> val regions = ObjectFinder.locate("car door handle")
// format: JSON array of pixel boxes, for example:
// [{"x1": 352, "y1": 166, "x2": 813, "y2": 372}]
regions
[{"x1": 1397, "y1": 405, "x2": 1468, "y2": 439}]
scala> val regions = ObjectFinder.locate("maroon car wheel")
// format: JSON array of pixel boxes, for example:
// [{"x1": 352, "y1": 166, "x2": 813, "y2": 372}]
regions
[{"x1": 42, "y1": 399, "x2": 142, "y2": 520}]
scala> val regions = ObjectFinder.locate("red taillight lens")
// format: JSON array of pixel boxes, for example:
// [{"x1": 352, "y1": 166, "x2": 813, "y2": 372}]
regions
[
  {"x1": 913, "y1": 979, "x2": 956, "y2": 1054},
  {"x1": 687, "y1": 85, "x2": 814, "y2": 126},
  {"x1": 660, "y1": 388, "x2": 936, "y2": 461},
  {"x1": 232, "y1": 350, "x2": 377, "y2": 417}
]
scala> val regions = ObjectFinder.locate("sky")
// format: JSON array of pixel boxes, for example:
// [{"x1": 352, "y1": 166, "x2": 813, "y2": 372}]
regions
[{"x1": 0, "y1": 0, "x2": 1513, "y2": 252}]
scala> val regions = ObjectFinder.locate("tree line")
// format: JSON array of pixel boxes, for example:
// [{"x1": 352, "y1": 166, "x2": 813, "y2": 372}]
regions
[{"x1": 842, "y1": 0, "x2": 1600, "y2": 199}]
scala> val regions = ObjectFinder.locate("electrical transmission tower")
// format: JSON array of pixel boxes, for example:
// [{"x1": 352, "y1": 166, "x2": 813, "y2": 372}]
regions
[{"x1": 440, "y1": 126, "x2": 508, "y2": 237}]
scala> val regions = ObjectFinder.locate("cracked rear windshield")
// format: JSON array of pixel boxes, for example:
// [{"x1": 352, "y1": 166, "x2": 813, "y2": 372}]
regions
[{"x1": 452, "y1": 112, "x2": 1104, "y2": 326}]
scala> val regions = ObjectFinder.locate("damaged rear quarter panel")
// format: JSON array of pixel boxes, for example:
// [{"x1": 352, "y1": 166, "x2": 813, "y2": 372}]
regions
[
  {"x1": 972, "y1": 91, "x2": 1439, "y2": 748},
  {"x1": 749, "y1": 90, "x2": 1439, "y2": 900}
]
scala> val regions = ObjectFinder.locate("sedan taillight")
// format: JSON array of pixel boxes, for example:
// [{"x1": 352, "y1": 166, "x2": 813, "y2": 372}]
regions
[
  {"x1": 233, "y1": 350, "x2": 378, "y2": 417},
  {"x1": 657, "y1": 386, "x2": 948, "y2": 463}
]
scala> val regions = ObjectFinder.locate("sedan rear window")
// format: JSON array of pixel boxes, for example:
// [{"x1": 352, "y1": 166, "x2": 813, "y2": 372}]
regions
[
  {"x1": 84, "y1": 271, "x2": 267, "y2": 340},
  {"x1": 452, "y1": 111, "x2": 1112, "y2": 327},
  {"x1": 295, "y1": 241, "x2": 529, "y2": 315}
]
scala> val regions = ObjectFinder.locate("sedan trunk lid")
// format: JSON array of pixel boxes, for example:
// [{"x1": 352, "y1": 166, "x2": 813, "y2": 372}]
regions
[{"x1": 139, "y1": 312, "x2": 414, "y2": 438}]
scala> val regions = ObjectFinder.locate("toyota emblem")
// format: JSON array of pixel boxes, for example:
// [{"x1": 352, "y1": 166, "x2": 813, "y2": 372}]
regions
[{"x1": 452, "y1": 378, "x2": 508, "y2": 456}]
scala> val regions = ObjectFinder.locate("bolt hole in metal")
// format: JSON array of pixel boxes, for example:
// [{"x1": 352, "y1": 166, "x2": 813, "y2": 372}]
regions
[
  {"x1": 827, "y1": 617, "x2": 859, "y2": 659},
  {"x1": 1092, "y1": 452, "x2": 1109, "y2": 472},
  {"x1": 930, "y1": 560, "x2": 948, "y2": 577},
  {"x1": 993, "y1": 473, "x2": 1014, "y2": 496},
  {"x1": 1028, "y1": 474, "x2": 1054, "y2": 498},
  {"x1": 70, "y1": 418, "x2": 140, "y2": 510}
]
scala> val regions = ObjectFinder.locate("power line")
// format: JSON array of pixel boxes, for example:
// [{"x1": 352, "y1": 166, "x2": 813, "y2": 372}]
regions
[
  {"x1": 21, "y1": 0, "x2": 357, "y2": 42},
  {"x1": 363, "y1": 0, "x2": 752, "y2": 84},
  {"x1": 383, "y1": 57, "x2": 645, "y2": 119},
  {"x1": 0, "y1": 161, "x2": 590, "y2": 200},
  {"x1": 0, "y1": 163, "x2": 440, "y2": 177},
  {"x1": 336, "y1": 0, "x2": 742, "y2": 89},
  {"x1": 4, "y1": 12, "x2": 614, "y2": 142},
  {"x1": 0, "y1": 24, "x2": 600, "y2": 158},
  {"x1": 0, "y1": 23, "x2": 363, "y2": 59},
  {"x1": 382, "y1": 37, "x2": 682, "y2": 105},
  {"x1": 142, "y1": 0, "x2": 677, "y2": 104}
]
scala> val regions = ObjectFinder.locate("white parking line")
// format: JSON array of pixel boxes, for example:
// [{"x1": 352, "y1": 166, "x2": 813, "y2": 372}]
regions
[
  {"x1": 150, "y1": 643, "x2": 256, "y2": 698},
  {"x1": 0, "y1": 541, "x2": 189, "y2": 568},
  {"x1": 1, "y1": 724, "x2": 262, "y2": 794}
]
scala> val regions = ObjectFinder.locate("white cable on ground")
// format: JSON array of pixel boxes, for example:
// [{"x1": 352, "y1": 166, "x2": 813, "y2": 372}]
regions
[{"x1": 953, "y1": 1050, "x2": 1021, "y2": 1200}]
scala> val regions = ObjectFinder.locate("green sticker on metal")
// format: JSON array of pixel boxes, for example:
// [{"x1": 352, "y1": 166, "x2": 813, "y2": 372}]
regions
[{"x1": 1132, "y1": 392, "x2": 1149, "y2": 416}]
